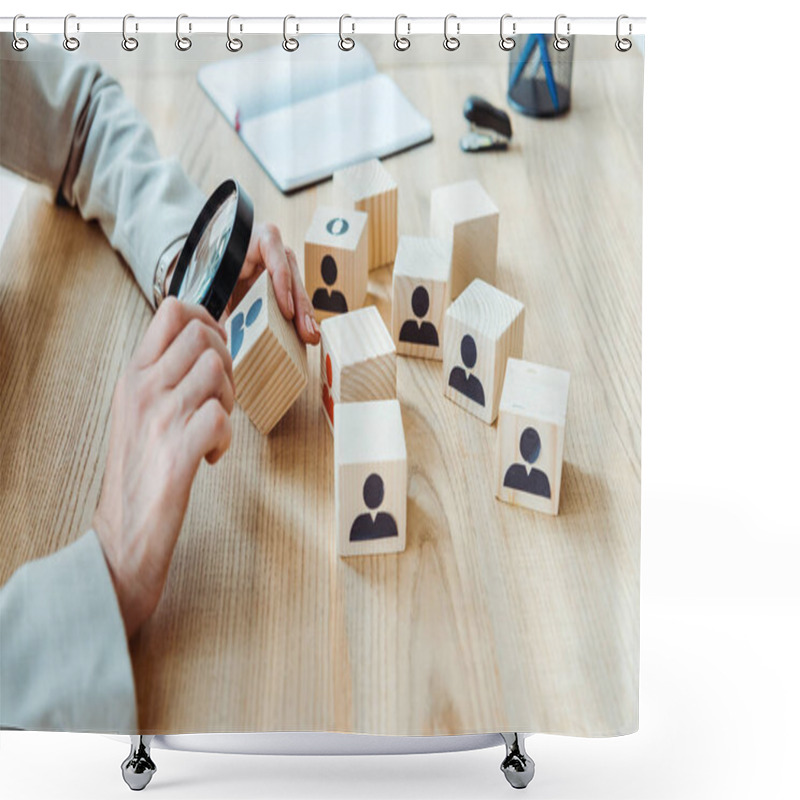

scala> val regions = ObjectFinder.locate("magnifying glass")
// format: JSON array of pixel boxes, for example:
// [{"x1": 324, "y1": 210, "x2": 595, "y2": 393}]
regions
[{"x1": 168, "y1": 179, "x2": 254, "y2": 321}]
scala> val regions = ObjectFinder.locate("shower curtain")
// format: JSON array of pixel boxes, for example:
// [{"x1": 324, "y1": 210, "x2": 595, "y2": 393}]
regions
[{"x1": 0, "y1": 27, "x2": 643, "y2": 742}]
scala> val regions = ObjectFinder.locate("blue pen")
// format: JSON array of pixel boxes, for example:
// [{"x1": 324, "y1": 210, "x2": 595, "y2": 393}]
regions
[
  {"x1": 536, "y1": 33, "x2": 560, "y2": 111},
  {"x1": 509, "y1": 34, "x2": 537, "y2": 91}
]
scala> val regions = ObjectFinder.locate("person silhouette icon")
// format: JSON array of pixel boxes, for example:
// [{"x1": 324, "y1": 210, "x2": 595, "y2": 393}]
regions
[
  {"x1": 312, "y1": 255, "x2": 348, "y2": 314},
  {"x1": 447, "y1": 334, "x2": 485, "y2": 406},
  {"x1": 503, "y1": 427, "x2": 551, "y2": 498},
  {"x1": 349, "y1": 473, "x2": 398, "y2": 542},
  {"x1": 399, "y1": 286, "x2": 439, "y2": 347},
  {"x1": 230, "y1": 297, "x2": 263, "y2": 360},
  {"x1": 322, "y1": 352, "x2": 335, "y2": 425}
]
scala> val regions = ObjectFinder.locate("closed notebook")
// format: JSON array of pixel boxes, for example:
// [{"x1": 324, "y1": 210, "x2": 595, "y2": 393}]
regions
[{"x1": 198, "y1": 36, "x2": 433, "y2": 193}]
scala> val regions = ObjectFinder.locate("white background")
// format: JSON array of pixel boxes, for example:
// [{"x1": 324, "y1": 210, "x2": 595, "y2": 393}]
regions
[{"x1": 2, "y1": 1, "x2": 799, "y2": 798}]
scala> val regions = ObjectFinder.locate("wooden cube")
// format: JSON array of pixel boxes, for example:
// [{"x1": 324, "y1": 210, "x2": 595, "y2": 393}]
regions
[
  {"x1": 319, "y1": 306, "x2": 397, "y2": 433},
  {"x1": 442, "y1": 279, "x2": 524, "y2": 424},
  {"x1": 224, "y1": 271, "x2": 308, "y2": 435},
  {"x1": 333, "y1": 158, "x2": 398, "y2": 271},
  {"x1": 334, "y1": 399, "x2": 407, "y2": 556},
  {"x1": 495, "y1": 359, "x2": 570, "y2": 515},
  {"x1": 391, "y1": 236, "x2": 452, "y2": 360},
  {"x1": 430, "y1": 180, "x2": 499, "y2": 299},
  {"x1": 304, "y1": 205, "x2": 368, "y2": 322}
]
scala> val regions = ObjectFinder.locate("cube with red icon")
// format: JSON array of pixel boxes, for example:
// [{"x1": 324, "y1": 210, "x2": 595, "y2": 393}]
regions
[
  {"x1": 319, "y1": 307, "x2": 397, "y2": 434},
  {"x1": 224, "y1": 271, "x2": 309, "y2": 435}
]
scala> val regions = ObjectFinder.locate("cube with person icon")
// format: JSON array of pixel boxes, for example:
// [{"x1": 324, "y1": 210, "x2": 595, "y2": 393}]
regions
[
  {"x1": 224, "y1": 271, "x2": 309, "y2": 435},
  {"x1": 319, "y1": 306, "x2": 397, "y2": 434},
  {"x1": 334, "y1": 399, "x2": 407, "y2": 556},
  {"x1": 430, "y1": 179, "x2": 499, "y2": 299},
  {"x1": 333, "y1": 158, "x2": 398, "y2": 271},
  {"x1": 391, "y1": 236, "x2": 452, "y2": 360},
  {"x1": 304, "y1": 205, "x2": 368, "y2": 322},
  {"x1": 495, "y1": 359, "x2": 570, "y2": 515},
  {"x1": 442, "y1": 279, "x2": 525, "y2": 424}
]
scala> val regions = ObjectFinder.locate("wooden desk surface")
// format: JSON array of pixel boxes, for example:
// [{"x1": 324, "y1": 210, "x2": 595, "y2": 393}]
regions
[{"x1": 0, "y1": 36, "x2": 642, "y2": 736}]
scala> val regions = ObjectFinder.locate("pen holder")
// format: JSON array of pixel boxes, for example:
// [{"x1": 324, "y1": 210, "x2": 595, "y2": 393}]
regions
[{"x1": 507, "y1": 35, "x2": 573, "y2": 118}]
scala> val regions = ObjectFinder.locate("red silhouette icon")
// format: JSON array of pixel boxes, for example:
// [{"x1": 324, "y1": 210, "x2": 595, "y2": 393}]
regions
[{"x1": 322, "y1": 352, "x2": 334, "y2": 425}]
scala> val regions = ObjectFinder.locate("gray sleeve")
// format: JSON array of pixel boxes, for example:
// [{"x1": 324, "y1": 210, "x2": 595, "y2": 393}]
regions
[
  {"x1": 0, "y1": 530, "x2": 137, "y2": 733},
  {"x1": 0, "y1": 34, "x2": 205, "y2": 305}
]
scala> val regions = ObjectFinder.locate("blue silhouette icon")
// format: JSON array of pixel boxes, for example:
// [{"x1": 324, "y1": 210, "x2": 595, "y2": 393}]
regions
[
  {"x1": 326, "y1": 217, "x2": 350, "y2": 236},
  {"x1": 230, "y1": 297, "x2": 263, "y2": 360}
]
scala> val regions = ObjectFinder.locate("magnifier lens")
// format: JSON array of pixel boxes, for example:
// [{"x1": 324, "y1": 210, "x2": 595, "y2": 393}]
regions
[
  {"x1": 168, "y1": 179, "x2": 253, "y2": 321},
  {"x1": 177, "y1": 194, "x2": 238, "y2": 305}
]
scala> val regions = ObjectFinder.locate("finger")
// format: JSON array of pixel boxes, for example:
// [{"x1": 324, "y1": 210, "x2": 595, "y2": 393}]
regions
[
  {"x1": 177, "y1": 348, "x2": 235, "y2": 417},
  {"x1": 256, "y1": 225, "x2": 295, "y2": 320},
  {"x1": 237, "y1": 252, "x2": 262, "y2": 283},
  {"x1": 286, "y1": 247, "x2": 320, "y2": 345},
  {"x1": 183, "y1": 398, "x2": 232, "y2": 468},
  {"x1": 136, "y1": 297, "x2": 226, "y2": 368},
  {"x1": 157, "y1": 317, "x2": 234, "y2": 391}
]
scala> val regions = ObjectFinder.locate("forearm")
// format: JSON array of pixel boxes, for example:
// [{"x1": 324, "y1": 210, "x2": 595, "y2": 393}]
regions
[
  {"x1": 0, "y1": 530, "x2": 137, "y2": 732},
  {"x1": 0, "y1": 34, "x2": 204, "y2": 305}
]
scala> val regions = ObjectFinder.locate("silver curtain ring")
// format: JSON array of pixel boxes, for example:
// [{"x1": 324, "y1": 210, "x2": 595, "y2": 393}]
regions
[
  {"x1": 553, "y1": 14, "x2": 570, "y2": 51},
  {"x1": 500, "y1": 14, "x2": 515, "y2": 51},
  {"x1": 227, "y1": 15, "x2": 243, "y2": 52},
  {"x1": 176, "y1": 14, "x2": 192, "y2": 51},
  {"x1": 283, "y1": 15, "x2": 299, "y2": 52},
  {"x1": 615, "y1": 15, "x2": 632, "y2": 52},
  {"x1": 12, "y1": 14, "x2": 29, "y2": 51},
  {"x1": 443, "y1": 14, "x2": 460, "y2": 51},
  {"x1": 63, "y1": 13, "x2": 80, "y2": 51},
  {"x1": 339, "y1": 14, "x2": 355, "y2": 51},
  {"x1": 122, "y1": 14, "x2": 139, "y2": 51},
  {"x1": 394, "y1": 15, "x2": 410, "y2": 51}
]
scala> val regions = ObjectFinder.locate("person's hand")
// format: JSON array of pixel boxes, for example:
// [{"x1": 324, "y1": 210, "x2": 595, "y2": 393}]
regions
[
  {"x1": 225, "y1": 222, "x2": 320, "y2": 345},
  {"x1": 92, "y1": 298, "x2": 235, "y2": 638}
]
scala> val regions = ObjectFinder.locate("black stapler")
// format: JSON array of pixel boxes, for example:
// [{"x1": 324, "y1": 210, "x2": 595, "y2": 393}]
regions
[{"x1": 460, "y1": 95, "x2": 513, "y2": 153}]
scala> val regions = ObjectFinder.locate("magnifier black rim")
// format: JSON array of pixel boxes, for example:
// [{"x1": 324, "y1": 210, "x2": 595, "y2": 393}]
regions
[{"x1": 168, "y1": 178, "x2": 254, "y2": 321}]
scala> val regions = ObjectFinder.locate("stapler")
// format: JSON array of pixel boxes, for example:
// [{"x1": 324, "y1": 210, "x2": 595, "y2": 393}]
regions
[{"x1": 460, "y1": 95, "x2": 513, "y2": 153}]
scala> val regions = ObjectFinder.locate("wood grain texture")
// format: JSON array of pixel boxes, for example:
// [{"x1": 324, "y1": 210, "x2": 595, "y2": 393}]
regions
[
  {"x1": 443, "y1": 279, "x2": 525, "y2": 424},
  {"x1": 334, "y1": 400, "x2": 407, "y2": 557},
  {"x1": 391, "y1": 236, "x2": 452, "y2": 360},
  {"x1": 304, "y1": 206, "x2": 368, "y2": 321},
  {"x1": 333, "y1": 159, "x2": 399, "y2": 271},
  {"x1": 430, "y1": 179, "x2": 499, "y2": 298},
  {"x1": 226, "y1": 272, "x2": 309, "y2": 436},
  {"x1": 0, "y1": 35, "x2": 643, "y2": 737},
  {"x1": 495, "y1": 359, "x2": 570, "y2": 515}
]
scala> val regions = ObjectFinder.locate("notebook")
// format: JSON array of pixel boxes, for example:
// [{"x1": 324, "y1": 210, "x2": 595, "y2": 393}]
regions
[{"x1": 198, "y1": 37, "x2": 433, "y2": 194}]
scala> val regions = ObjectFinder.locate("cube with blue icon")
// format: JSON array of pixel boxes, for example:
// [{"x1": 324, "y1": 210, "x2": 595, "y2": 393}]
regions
[{"x1": 224, "y1": 271, "x2": 308, "y2": 435}]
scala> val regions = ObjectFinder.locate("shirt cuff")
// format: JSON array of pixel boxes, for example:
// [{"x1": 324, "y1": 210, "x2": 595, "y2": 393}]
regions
[
  {"x1": 0, "y1": 530, "x2": 137, "y2": 732},
  {"x1": 153, "y1": 235, "x2": 187, "y2": 307}
]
